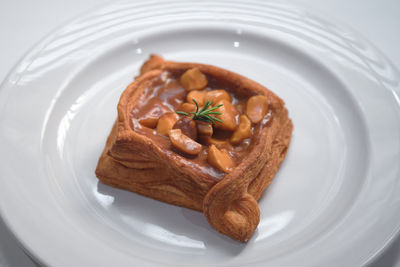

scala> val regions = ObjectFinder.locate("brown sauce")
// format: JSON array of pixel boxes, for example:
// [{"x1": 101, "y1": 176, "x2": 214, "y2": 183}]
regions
[{"x1": 130, "y1": 71, "x2": 272, "y2": 180}]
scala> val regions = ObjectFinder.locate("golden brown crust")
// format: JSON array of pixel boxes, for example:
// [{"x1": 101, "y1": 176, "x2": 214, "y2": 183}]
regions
[
  {"x1": 95, "y1": 54, "x2": 293, "y2": 241},
  {"x1": 203, "y1": 108, "x2": 292, "y2": 241}
]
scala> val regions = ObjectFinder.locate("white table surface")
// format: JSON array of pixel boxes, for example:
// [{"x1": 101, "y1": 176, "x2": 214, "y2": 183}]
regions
[{"x1": 0, "y1": 0, "x2": 399, "y2": 266}]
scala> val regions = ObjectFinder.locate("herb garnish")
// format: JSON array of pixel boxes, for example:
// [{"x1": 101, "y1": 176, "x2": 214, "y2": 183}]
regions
[{"x1": 176, "y1": 99, "x2": 223, "y2": 125}]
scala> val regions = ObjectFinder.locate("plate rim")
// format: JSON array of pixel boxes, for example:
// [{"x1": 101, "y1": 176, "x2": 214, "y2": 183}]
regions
[{"x1": 1, "y1": 1, "x2": 400, "y2": 266}]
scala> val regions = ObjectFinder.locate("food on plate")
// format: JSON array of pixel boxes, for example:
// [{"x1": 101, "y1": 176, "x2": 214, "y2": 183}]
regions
[{"x1": 95, "y1": 55, "x2": 293, "y2": 242}]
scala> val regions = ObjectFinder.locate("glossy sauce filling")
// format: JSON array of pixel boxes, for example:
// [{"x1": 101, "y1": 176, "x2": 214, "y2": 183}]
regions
[{"x1": 131, "y1": 71, "x2": 272, "y2": 179}]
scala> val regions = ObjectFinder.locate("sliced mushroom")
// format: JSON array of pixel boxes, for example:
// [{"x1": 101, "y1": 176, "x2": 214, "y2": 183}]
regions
[
  {"x1": 204, "y1": 89, "x2": 232, "y2": 104},
  {"x1": 177, "y1": 103, "x2": 196, "y2": 114},
  {"x1": 214, "y1": 99, "x2": 239, "y2": 131},
  {"x1": 173, "y1": 116, "x2": 197, "y2": 140},
  {"x1": 156, "y1": 112, "x2": 179, "y2": 136},
  {"x1": 230, "y1": 115, "x2": 252, "y2": 144},
  {"x1": 138, "y1": 103, "x2": 169, "y2": 128},
  {"x1": 139, "y1": 117, "x2": 158, "y2": 128},
  {"x1": 180, "y1": 68, "x2": 208, "y2": 91},
  {"x1": 197, "y1": 121, "x2": 213, "y2": 137},
  {"x1": 186, "y1": 90, "x2": 206, "y2": 106},
  {"x1": 246, "y1": 95, "x2": 269, "y2": 123},
  {"x1": 169, "y1": 129, "x2": 202, "y2": 155},
  {"x1": 207, "y1": 144, "x2": 234, "y2": 173},
  {"x1": 196, "y1": 121, "x2": 213, "y2": 144}
]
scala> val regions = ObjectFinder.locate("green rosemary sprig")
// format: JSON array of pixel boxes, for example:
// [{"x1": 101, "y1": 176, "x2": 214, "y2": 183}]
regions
[{"x1": 176, "y1": 99, "x2": 223, "y2": 125}]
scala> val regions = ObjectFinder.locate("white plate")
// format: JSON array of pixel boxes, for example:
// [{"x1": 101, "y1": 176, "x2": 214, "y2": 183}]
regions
[{"x1": 1, "y1": 1, "x2": 400, "y2": 266}]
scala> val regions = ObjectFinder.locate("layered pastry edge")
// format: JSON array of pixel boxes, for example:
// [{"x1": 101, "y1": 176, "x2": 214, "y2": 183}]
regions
[{"x1": 95, "y1": 55, "x2": 293, "y2": 242}]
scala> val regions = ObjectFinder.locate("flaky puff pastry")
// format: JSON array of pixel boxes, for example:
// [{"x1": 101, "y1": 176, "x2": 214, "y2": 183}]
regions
[{"x1": 95, "y1": 55, "x2": 293, "y2": 242}]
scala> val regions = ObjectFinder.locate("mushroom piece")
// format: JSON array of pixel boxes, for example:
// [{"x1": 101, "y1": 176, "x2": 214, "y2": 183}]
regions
[
  {"x1": 180, "y1": 68, "x2": 208, "y2": 91},
  {"x1": 230, "y1": 115, "x2": 252, "y2": 144},
  {"x1": 169, "y1": 129, "x2": 202, "y2": 155},
  {"x1": 197, "y1": 121, "x2": 213, "y2": 137},
  {"x1": 204, "y1": 89, "x2": 232, "y2": 104},
  {"x1": 156, "y1": 112, "x2": 179, "y2": 136},
  {"x1": 214, "y1": 99, "x2": 239, "y2": 131},
  {"x1": 246, "y1": 95, "x2": 269, "y2": 124},
  {"x1": 196, "y1": 120, "x2": 213, "y2": 144},
  {"x1": 173, "y1": 116, "x2": 197, "y2": 140},
  {"x1": 138, "y1": 104, "x2": 170, "y2": 128},
  {"x1": 177, "y1": 102, "x2": 196, "y2": 114},
  {"x1": 186, "y1": 90, "x2": 206, "y2": 106},
  {"x1": 139, "y1": 117, "x2": 159, "y2": 128},
  {"x1": 207, "y1": 144, "x2": 234, "y2": 173}
]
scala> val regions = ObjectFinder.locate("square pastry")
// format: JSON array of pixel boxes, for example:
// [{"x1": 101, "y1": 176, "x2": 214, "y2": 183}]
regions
[{"x1": 95, "y1": 55, "x2": 293, "y2": 242}]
